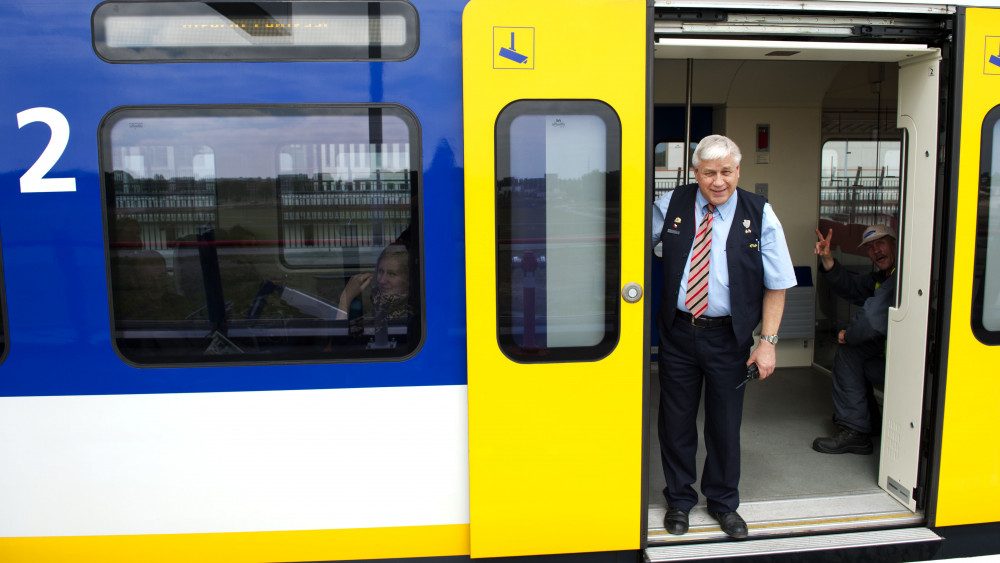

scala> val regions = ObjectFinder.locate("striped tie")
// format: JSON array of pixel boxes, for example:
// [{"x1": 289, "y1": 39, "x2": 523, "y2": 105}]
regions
[{"x1": 685, "y1": 204, "x2": 715, "y2": 318}]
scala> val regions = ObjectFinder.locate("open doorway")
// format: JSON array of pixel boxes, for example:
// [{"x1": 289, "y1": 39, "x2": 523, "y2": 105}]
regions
[{"x1": 646, "y1": 41, "x2": 939, "y2": 543}]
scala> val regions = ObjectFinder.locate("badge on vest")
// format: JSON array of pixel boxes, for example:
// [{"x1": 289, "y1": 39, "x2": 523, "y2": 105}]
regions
[
  {"x1": 668, "y1": 216, "x2": 683, "y2": 234},
  {"x1": 743, "y1": 218, "x2": 753, "y2": 234}
]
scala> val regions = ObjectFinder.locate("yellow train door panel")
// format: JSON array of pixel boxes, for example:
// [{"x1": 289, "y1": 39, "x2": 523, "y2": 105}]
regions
[
  {"x1": 937, "y1": 6, "x2": 1000, "y2": 527},
  {"x1": 462, "y1": 0, "x2": 649, "y2": 557}
]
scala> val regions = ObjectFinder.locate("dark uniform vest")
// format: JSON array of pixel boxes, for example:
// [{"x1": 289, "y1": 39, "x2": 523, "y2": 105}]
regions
[{"x1": 658, "y1": 184, "x2": 767, "y2": 350}]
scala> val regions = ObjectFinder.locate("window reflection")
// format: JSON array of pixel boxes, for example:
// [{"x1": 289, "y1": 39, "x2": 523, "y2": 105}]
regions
[
  {"x1": 101, "y1": 106, "x2": 421, "y2": 364},
  {"x1": 496, "y1": 100, "x2": 621, "y2": 362},
  {"x1": 278, "y1": 138, "x2": 412, "y2": 267}
]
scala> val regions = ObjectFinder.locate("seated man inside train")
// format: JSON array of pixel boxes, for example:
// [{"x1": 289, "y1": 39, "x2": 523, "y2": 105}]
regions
[
  {"x1": 336, "y1": 243, "x2": 411, "y2": 322},
  {"x1": 812, "y1": 224, "x2": 897, "y2": 455}
]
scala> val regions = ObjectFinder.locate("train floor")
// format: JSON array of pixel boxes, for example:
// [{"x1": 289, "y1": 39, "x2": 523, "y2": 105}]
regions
[{"x1": 646, "y1": 363, "x2": 920, "y2": 543}]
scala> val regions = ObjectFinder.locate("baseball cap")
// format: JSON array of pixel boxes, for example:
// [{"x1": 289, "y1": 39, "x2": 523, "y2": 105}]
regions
[{"x1": 858, "y1": 224, "x2": 897, "y2": 248}]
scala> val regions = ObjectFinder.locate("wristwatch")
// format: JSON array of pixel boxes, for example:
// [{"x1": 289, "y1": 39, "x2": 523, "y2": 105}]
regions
[{"x1": 760, "y1": 334, "x2": 779, "y2": 345}]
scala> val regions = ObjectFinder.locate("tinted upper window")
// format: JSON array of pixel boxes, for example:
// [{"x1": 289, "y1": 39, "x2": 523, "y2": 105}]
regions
[
  {"x1": 101, "y1": 106, "x2": 422, "y2": 365},
  {"x1": 93, "y1": 1, "x2": 418, "y2": 62}
]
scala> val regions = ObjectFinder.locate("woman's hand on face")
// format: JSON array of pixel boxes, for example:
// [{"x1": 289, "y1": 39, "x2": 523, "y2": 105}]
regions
[{"x1": 342, "y1": 273, "x2": 374, "y2": 301}]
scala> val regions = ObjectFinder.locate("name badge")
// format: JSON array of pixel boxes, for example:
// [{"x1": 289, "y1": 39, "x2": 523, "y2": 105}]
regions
[{"x1": 666, "y1": 228, "x2": 681, "y2": 235}]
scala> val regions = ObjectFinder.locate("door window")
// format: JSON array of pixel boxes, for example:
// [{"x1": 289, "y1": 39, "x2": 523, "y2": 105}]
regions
[
  {"x1": 495, "y1": 100, "x2": 621, "y2": 362},
  {"x1": 973, "y1": 105, "x2": 1000, "y2": 343}
]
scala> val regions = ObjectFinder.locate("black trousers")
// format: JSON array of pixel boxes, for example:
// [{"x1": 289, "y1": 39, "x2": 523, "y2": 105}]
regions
[
  {"x1": 657, "y1": 315, "x2": 751, "y2": 513},
  {"x1": 832, "y1": 339, "x2": 886, "y2": 434}
]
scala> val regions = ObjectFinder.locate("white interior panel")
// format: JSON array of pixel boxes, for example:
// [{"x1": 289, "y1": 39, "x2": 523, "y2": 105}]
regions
[{"x1": 880, "y1": 51, "x2": 941, "y2": 511}]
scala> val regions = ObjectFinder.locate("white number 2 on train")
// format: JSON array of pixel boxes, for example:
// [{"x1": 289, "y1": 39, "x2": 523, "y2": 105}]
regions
[{"x1": 16, "y1": 107, "x2": 77, "y2": 193}]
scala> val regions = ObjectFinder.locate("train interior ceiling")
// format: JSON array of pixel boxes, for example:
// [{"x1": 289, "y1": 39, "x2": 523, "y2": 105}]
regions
[{"x1": 646, "y1": 37, "x2": 938, "y2": 544}]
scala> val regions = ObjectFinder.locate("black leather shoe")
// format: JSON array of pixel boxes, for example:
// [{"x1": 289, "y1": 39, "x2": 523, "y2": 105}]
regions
[
  {"x1": 812, "y1": 426, "x2": 873, "y2": 454},
  {"x1": 709, "y1": 510, "x2": 748, "y2": 539},
  {"x1": 663, "y1": 507, "x2": 689, "y2": 535}
]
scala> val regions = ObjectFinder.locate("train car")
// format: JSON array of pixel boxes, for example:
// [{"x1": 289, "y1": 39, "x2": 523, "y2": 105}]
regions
[{"x1": 1, "y1": 0, "x2": 1000, "y2": 561}]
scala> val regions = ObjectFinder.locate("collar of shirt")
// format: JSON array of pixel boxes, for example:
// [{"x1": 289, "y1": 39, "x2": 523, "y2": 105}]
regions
[{"x1": 695, "y1": 188, "x2": 739, "y2": 222}]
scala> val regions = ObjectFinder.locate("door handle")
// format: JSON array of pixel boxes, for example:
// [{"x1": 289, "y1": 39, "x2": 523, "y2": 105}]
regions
[{"x1": 622, "y1": 282, "x2": 643, "y2": 303}]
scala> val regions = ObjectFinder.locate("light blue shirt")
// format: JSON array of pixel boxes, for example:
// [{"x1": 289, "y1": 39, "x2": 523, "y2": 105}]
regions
[{"x1": 652, "y1": 189, "x2": 797, "y2": 317}]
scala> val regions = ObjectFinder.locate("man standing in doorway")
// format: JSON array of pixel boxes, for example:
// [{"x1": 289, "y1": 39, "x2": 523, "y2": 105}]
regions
[
  {"x1": 812, "y1": 224, "x2": 897, "y2": 455},
  {"x1": 652, "y1": 135, "x2": 796, "y2": 538}
]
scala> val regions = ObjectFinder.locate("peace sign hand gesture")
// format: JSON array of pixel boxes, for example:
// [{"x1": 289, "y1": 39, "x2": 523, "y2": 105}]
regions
[{"x1": 815, "y1": 228, "x2": 835, "y2": 271}]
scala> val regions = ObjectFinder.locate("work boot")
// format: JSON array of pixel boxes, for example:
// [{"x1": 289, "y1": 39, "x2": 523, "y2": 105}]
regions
[{"x1": 812, "y1": 426, "x2": 873, "y2": 454}]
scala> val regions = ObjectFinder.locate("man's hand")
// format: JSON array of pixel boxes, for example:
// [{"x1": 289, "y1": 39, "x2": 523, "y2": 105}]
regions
[
  {"x1": 748, "y1": 340, "x2": 776, "y2": 380},
  {"x1": 752, "y1": 288, "x2": 786, "y2": 381},
  {"x1": 815, "y1": 228, "x2": 835, "y2": 271}
]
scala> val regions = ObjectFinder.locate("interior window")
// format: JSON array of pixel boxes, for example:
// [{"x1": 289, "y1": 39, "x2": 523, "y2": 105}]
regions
[
  {"x1": 653, "y1": 140, "x2": 693, "y2": 199},
  {"x1": 973, "y1": 105, "x2": 1000, "y2": 343},
  {"x1": 495, "y1": 100, "x2": 621, "y2": 362},
  {"x1": 814, "y1": 137, "x2": 904, "y2": 368},
  {"x1": 819, "y1": 139, "x2": 902, "y2": 226},
  {"x1": 101, "y1": 106, "x2": 421, "y2": 365}
]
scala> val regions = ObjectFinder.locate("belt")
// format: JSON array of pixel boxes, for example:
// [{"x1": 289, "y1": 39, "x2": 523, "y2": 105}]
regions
[{"x1": 675, "y1": 309, "x2": 732, "y2": 328}]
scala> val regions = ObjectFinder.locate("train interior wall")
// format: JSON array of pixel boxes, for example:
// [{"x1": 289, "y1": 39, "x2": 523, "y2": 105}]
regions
[{"x1": 646, "y1": 58, "x2": 912, "y2": 541}]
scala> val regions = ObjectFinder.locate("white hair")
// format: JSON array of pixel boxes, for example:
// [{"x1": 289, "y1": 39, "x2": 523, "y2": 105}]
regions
[{"x1": 692, "y1": 135, "x2": 742, "y2": 168}]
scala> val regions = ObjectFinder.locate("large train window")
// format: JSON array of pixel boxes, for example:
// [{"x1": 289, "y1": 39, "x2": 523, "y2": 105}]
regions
[
  {"x1": 973, "y1": 105, "x2": 1000, "y2": 344},
  {"x1": 92, "y1": 1, "x2": 418, "y2": 63},
  {"x1": 100, "y1": 106, "x2": 422, "y2": 365},
  {"x1": 495, "y1": 100, "x2": 621, "y2": 362}
]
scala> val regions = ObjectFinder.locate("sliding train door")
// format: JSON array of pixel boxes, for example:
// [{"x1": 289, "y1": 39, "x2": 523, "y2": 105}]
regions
[
  {"x1": 879, "y1": 49, "x2": 941, "y2": 513},
  {"x1": 463, "y1": 0, "x2": 649, "y2": 557}
]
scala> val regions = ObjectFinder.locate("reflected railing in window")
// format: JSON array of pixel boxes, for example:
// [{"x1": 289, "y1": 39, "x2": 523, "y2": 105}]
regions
[
  {"x1": 100, "y1": 106, "x2": 421, "y2": 365},
  {"x1": 278, "y1": 141, "x2": 412, "y2": 265}
]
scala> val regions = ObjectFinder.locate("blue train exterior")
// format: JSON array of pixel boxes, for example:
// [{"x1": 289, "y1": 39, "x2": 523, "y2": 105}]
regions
[{"x1": 1, "y1": 2, "x2": 474, "y2": 560}]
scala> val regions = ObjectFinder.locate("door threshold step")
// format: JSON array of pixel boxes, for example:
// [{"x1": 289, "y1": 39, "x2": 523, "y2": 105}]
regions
[
  {"x1": 645, "y1": 527, "x2": 940, "y2": 561},
  {"x1": 648, "y1": 491, "x2": 922, "y2": 544}
]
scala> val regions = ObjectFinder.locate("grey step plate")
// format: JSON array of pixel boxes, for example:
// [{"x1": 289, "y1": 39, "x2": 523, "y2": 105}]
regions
[
  {"x1": 648, "y1": 491, "x2": 923, "y2": 544},
  {"x1": 645, "y1": 527, "x2": 940, "y2": 562}
]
